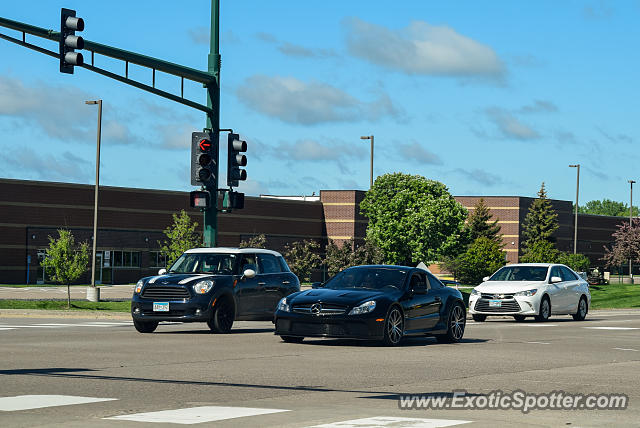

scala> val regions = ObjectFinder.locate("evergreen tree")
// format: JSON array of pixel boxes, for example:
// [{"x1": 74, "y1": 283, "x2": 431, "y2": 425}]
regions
[
  {"x1": 467, "y1": 198, "x2": 503, "y2": 245},
  {"x1": 521, "y1": 182, "x2": 559, "y2": 248}
]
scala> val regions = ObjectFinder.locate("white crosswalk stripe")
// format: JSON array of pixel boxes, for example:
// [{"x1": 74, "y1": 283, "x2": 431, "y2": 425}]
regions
[
  {"x1": 0, "y1": 395, "x2": 117, "y2": 411},
  {"x1": 0, "y1": 321, "x2": 133, "y2": 331},
  {"x1": 104, "y1": 406, "x2": 290, "y2": 424},
  {"x1": 309, "y1": 417, "x2": 472, "y2": 428}
]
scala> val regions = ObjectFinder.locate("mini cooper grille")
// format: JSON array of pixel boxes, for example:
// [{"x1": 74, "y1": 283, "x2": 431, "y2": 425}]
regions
[
  {"x1": 475, "y1": 298, "x2": 521, "y2": 312},
  {"x1": 141, "y1": 286, "x2": 190, "y2": 300},
  {"x1": 292, "y1": 303, "x2": 347, "y2": 315}
]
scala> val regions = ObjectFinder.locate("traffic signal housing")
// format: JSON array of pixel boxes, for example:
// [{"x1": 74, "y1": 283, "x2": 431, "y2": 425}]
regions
[
  {"x1": 227, "y1": 133, "x2": 247, "y2": 187},
  {"x1": 191, "y1": 132, "x2": 218, "y2": 188},
  {"x1": 59, "y1": 8, "x2": 84, "y2": 74}
]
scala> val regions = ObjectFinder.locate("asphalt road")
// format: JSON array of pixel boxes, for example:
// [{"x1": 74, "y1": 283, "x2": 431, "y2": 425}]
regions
[{"x1": 1, "y1": 310, "x2": 639, "y2": 427}]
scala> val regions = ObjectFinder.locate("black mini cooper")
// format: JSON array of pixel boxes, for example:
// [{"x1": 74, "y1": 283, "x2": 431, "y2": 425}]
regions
[
  {"x1": 274, "y1": 265, "x2": 466, "y2": 346},
  {"x1": 131, "y1": 248, "x2": 300, "y2": 333}
]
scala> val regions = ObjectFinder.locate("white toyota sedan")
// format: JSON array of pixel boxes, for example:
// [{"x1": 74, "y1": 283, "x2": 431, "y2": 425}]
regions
[{"x1": 468, "y1": 263, "x2": 591, "y2": 322}]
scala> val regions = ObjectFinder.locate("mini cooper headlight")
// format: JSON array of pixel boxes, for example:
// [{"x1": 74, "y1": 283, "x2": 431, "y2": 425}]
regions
[
  {"x1": 193, "y1": 280, "x2": 214, "y2": 294},
  {"x1": 515, "y1": 289, "x2": 537, "y2": 297},
  {"x1": 471, "y1": 288, "x2": 480, "y2": 296},
  {"x1": 135, "y1": 280, "x2": 144, "y2": 294},
  {"x1": 277, "y1": 297, "x2": 290, "y2": 312},
  {"x1": 348, "y1": 300, "x2": 376, "y2": 315}
]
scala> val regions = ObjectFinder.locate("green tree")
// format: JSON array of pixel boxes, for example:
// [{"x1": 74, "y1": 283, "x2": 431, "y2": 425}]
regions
[
  {"x1": 284, "y1": 239, "x2": 322, "y2": 282},
  {"x1": 40, "y1": 229, "x2": 89, "y2": 309},
  {"x1": 521, "y1": 183, "x2": 559, "y2": 262},
  {"x1": 159, "y1": 210, "x2": 201, "y2": 268},
  {"x1": 602, "y1": 218, "x2": 640, "y2": 268},
  {"x1": 557, "y1": 252, "x2": 591, "y2": 272},
  {"x1": 578, "y1": 199, "x2": 638, "y2": 217},
  {"x1": 352, "y1": 240, "x2": 385, "y2": 266},
  {"x1": 239, "y1": 234, "x2": 267, "y2": 249},
  {"x1": 324, "y1": 240, "x2": 354, "y2": 277},
  {"x1": 519, "y1": 240, "x2": 559, "y2": 263},
  {"x1": 467, "y1": 198, "x2": 502, "y2": 244},
  {"x1": 457, "y1": 237, "x2": 506, "y2": 285},
  {"x1": 359, "y1": 173, "x2": 467, "y2": 265}
]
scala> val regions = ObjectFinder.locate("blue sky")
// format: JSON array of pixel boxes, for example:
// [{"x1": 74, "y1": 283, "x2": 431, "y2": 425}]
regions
[{"x1": 1, "y1": 1, "x2": 638, "y2": 204}]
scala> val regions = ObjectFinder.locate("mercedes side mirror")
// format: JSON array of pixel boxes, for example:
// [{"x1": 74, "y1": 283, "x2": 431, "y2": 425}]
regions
[
  {"x1": 482, "y1": 276, "x2": 490, "y2": 282},
  {"x1": 158, "y1": 268, "x2": 167, "y2": 275},
  {"x1": 550, "y1": 276, "x2": 562, "y2": 283},
  {"x1": 242, "y1": 269, "x2": 256, "y2": 280},
  {"x1": 311, "y1": 282, "x2": 323, "y2": 289}
]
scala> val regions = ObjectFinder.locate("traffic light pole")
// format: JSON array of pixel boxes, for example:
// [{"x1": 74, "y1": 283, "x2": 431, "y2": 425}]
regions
[{"x1": 204, "y1": 0, "x2": 221, "y2": 247}]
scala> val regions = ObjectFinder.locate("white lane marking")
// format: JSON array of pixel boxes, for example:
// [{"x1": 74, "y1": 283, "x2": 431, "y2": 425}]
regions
[
  {"x1": 309, "y1": 417, "x2": 472, "y2": 428},
  {"x1": 0, "y1": 328, "x2": 16, "y2": 331},
  {"x1": 105, "y1": 406, "x2": 289, "y2": 424},
  {"x1": 584, "y1": 327, "x2": 640, "y2": 330},
  {"x1": 525, "y1": 341, "x2": 550, "y2": 345},
  {"x1": 523, "y1": 324, "x2": 558, "y2": 327},
  {"x1": 0, "y1": 395, "x2": 117, "y2": 411},
  {"x1": 613, "y1": 347, "x2": 639, "y2": 352}
]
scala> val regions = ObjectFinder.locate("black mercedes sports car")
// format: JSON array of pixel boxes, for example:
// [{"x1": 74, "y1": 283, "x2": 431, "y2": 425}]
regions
[{"x1": 273, "y1": 265, "x2": 466, "y2": 346}]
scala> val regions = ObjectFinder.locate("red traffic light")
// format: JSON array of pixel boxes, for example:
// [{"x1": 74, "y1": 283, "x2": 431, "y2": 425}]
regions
[{"x1": 199, "y1": 139, "x2": 211, "y2": 151}]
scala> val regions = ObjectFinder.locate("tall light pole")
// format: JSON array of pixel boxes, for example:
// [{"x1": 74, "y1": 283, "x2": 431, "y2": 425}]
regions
[
  {"x1": 629, "y1": 179, "x2": 636, "y2": 284},
  {"x1": 86, "y1": 100, "x2": 102, "y2": 302},
  {"x1": 569, "y1": 164, "x2": 580, "y2": 254},
  {"x1": 360, "y1": 135, "x2": 374, "y2": 189}
]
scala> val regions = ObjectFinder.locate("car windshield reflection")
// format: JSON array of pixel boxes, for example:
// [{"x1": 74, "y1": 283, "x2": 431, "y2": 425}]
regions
[
  {"x1": 489, "y1": 266, "x2": 548, "y2": 281},
  {"x1": 168, "y1": 253, "x2": 236, "y2": 275},
  {"x1": 324, "y1": 267, "x2": 407, "y2": 291}
]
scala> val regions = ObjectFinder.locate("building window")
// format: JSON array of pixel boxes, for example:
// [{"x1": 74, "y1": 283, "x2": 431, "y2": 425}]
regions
[
  {"x1": 150, "y1": 251, "x2": 167, "y2": 268},
  {"x1": 111, "y1": 250, "x2": 140, "y2": 268}
]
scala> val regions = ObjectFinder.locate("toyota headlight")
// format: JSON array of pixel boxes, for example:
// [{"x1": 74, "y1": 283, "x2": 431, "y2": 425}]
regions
[
  {"x1": 471, "y1": 288, "x2": 479, "y2": 296},
  {"x1": 348, "y1": 300, "x2": 376, "y2": 315},
  {"x1": 515, "y1": 289, "x2": 537, "y2": 297},
  {"x1": 135, "y1": 280, "x2": 144, "y2": 294},
  {"x1": 277, "y1": 297, "x2": 290, "y2": 312},
  {"x1": 193, "y1": 280, "x2": 214, "y2": 294}
]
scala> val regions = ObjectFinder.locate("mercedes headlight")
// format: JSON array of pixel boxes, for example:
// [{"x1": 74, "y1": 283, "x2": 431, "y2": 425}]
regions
[
  {"x1": 193, "y1": 280, "x2": 214, "y2": 294},
  {"x1": 135, "y1": 280, "x2": 144, "y2": 294},
  {"x1": 277, "y1": 297, "x2": 290, "y2": 312},
  {"x1": 515, "y1": 289, "x2": 537, "y2": 297},
  {"x1": 471, "y1": 288, "x2": 479, "y2": 296},
  {"x1": 348, "y1": 300, "x2": 376, "y2": 315}
]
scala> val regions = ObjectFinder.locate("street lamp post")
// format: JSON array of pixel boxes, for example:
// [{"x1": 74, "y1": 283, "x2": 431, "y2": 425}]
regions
[
  {"x1": 569, "y1": 164, "x2": 580, "y2": 254},
  {"x1": 629, "y1": 179, "x2": 636, "y2": 284},
  {"x1": 360, "y1": 135, "x2": 374, "y2": 189},
  {"x1": 86, "y1": 100, "x2": 102, "y2": 302}
]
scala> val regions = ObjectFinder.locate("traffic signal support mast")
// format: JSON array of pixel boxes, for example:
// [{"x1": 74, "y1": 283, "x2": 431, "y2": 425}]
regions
[
  {"x1": 204, "y1": 0, "x2": 221, "y2": 247},
  {"x1": 0, "y1": 0, "x2": 223, "y2": 246}
]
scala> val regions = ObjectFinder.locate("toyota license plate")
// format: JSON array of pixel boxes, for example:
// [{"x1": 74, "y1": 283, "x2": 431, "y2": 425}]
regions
[
  {"x1": 489, "y1": 300, "x2": 502, "y2": 308},
  {"x1": 153, "y1": 302, "x2": 169, "y2": 312}
]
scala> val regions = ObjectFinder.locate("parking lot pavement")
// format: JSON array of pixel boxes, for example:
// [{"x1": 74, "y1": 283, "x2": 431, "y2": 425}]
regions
[{"x1": 1, "y1": 310, "x2": 639, "y2": 427}]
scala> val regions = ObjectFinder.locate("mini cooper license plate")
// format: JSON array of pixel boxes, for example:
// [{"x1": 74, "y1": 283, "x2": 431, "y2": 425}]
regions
[
  {"x1": 489, "y1": 299, "x2": 502, "y2": 308},
  {"x1": 153, "y1": 302, "x2": 169, "y2": 312}
]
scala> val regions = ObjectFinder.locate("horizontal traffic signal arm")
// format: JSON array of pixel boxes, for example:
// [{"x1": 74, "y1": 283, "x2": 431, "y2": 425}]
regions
[{"x1": 0, "y1": 16, "x2": 216, "y2": 114}]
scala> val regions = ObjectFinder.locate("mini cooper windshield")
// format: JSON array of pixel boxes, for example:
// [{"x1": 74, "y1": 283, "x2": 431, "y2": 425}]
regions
[
  {"x1": 324, "y1": 267, "x2": 407, "y2": 291},
  {"x1": 489, "y1": 266, "x2": 548, "y2": 282},
  {"x1": 169, "y1": 253, "x2": 237, "y2": 274}
]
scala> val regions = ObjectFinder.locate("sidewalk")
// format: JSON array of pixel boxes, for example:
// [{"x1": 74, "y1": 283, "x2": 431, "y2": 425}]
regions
[{"x1": 0, "y1": 285, "x2": 134, "y2": 301}]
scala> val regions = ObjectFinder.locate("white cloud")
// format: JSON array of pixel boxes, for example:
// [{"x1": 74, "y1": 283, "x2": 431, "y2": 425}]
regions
[
  {"x1": 0, "y1": 76, "x2": 137, "y2": 145},
  {"x1": 485, "y1": 107, "x2": 540, "y2": 140},
  {"x1": 455, "y1": 168, "x2": 503, "y2": 186},
  {"x1": 273, "y1": 138, "x2": 366, "y2": 174},
  {"x1": 518, "y1": 100, "x2": 558, "y2": 114},
  {"x1": 344, "y1": 18, "x2": 505, "y2": 78},
  {"x1": 0, "y1": 146, "x2": 92, "y2": 182},
  {"x1": 236, "y1": 75, "x2": 400, "y2": 124},
  {"x1": 395, "y1": 141, "x2": 442, "y2": 165}
]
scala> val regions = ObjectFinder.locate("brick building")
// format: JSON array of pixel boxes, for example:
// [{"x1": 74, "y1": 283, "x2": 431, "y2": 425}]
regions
[{"x1": 0, "y1": 178, "x2": 627, "y2": 284}]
